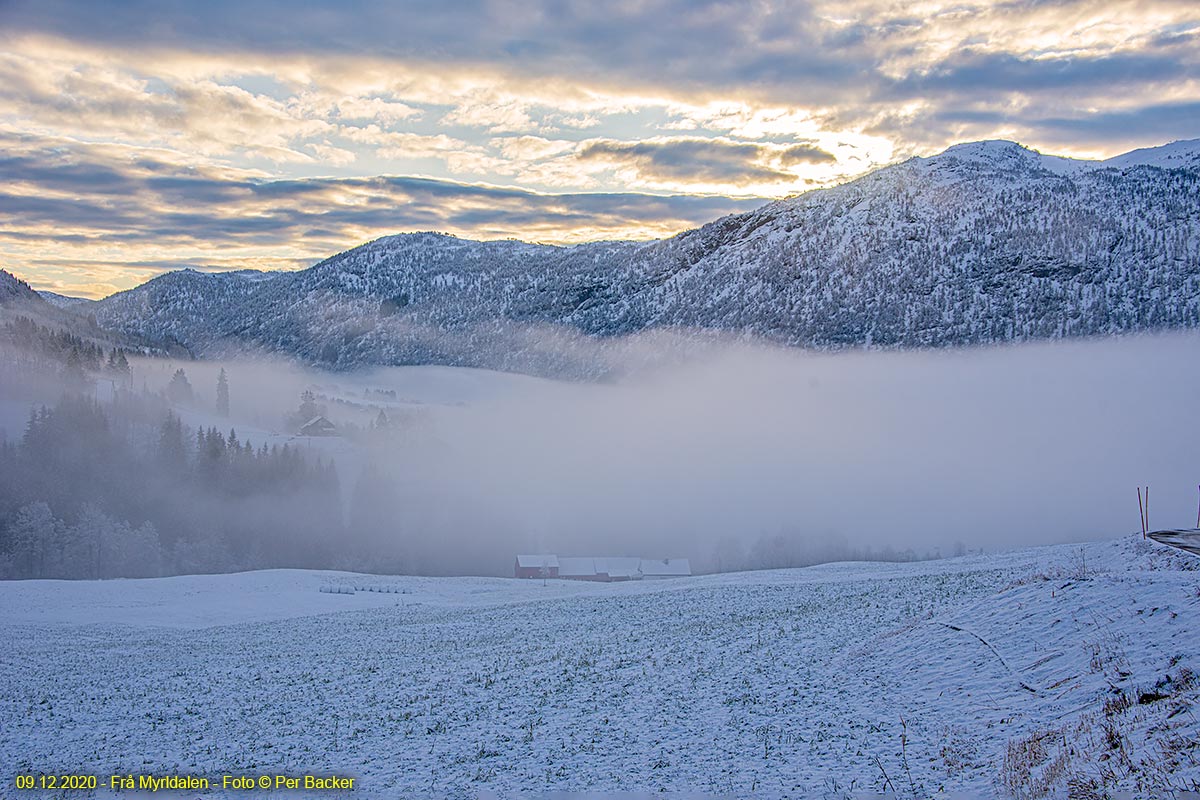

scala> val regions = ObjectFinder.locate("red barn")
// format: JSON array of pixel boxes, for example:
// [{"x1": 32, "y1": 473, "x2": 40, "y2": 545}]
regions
[
  {"x1": 514, "y1": 554, "x2": 559, "y2": 579},
  {"x1": 514, "y1": 554, "x2": 692, "y2": 581}
]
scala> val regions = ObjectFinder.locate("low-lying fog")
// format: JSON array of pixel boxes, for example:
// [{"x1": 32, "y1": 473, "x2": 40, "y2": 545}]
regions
[{"x1": 116, "y1": 331, "x2": 1200, "y2": 574}]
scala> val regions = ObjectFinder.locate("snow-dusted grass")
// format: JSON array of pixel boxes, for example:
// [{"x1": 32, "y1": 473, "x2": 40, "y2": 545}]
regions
[{"x1": 1, "y1": 536, "x2": 1198, "y2": 799}]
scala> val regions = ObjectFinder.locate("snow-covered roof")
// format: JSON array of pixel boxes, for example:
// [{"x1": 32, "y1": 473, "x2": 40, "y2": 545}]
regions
[
  {"x1": 515, "y1": 554, "x2": 559, "y2": 569},
  {"x1": 557, "y1": 557, "x2": 597, "y2": 577},
  {"x1": 301, "y1": 415, "x2": 335, "y2": 429},
  {"x1": 526, "y1": 555, "x2": 692, "y2": 578},
  {"x1": 594, "y1": 557, "x2": 641, "y2": 578},
  {"x1": 640, "y1": 558, "x2": 691, "y2": 577}
]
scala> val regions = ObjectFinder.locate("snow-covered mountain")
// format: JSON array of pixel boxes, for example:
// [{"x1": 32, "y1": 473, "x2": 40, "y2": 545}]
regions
[
  {"x1": 88, "y1": 138, "x2": 1200, "y2": 373},
  {"x1": 0, "y1": 269, "x2": 46, "y2": 307},
  {"x1": 1103, "y1": 138, "x2": 1200, "y2": 171},
  {"x1": 38, "y1": 290, "x2": 94, "y2": 310},
  {"x1": 0, "y1": 268, "x2": 179, "y2": 356}
]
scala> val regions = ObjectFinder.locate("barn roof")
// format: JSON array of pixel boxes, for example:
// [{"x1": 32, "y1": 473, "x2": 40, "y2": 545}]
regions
[
  {"x1": 594, "y1": 557, "x2": 641, "y2": 578},
  {"x1": 300, "y1": 415, "x2": 336, "y2": 431},
  {"x1": 524, "y1": 555, "x2": 692, "y2": 579},
  {"x1": 557, "y1": 557, "x2": 598, "y2": 577},
  {"x1": 515, "y1": 554, "x2": 559, "y2": 569}
]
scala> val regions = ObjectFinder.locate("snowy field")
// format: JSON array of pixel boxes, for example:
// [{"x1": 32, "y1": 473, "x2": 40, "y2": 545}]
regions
[{"x1": 2, "y1": 536, "x2": 1199, "y2": 799}]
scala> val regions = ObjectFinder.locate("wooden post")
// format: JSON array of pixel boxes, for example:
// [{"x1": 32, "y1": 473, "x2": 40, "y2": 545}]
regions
[
  {"x1": 1145, "y1": 486, "x2": 1149, "y2": 535},
  {"x1": 1138, "y1": 487, "x2": 1145, "y2": 538}
]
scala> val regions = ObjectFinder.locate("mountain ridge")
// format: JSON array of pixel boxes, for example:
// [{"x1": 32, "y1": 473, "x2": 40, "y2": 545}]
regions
[{"x1": 27, "y1": 137, "x2": 1200, "y2": 374}]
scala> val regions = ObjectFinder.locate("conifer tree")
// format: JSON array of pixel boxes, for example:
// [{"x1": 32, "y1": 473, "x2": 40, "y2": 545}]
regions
[
  {"x1": 216, "y1": 368, "x2": 229, "y2": 417},
  {"x1": 166, "y1": 368, "x2": 194, "y2": 404},
  {"x1": 158, "y1": 412, "x2": 187, "y2": 469}
]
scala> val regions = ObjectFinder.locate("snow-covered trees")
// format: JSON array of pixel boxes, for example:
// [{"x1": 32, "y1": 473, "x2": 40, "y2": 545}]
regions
[
  {"x1": 2, "y1": 501, "x2": 161, "y2": 579},
  {"x1": 0, "y1": 390, "x2": 341, "y2": 579},
  {"x1": 166, "y1": 368, "x2": 193, "y2": 404},
  {"x1": 8, "y1": 501, "x2": 61, "y2": 578},
  {"x1": 285, "y1": 389, "x2": 327, "y2": 432},
  {"x1": 84, "y1": 149, "x2": 1200, "y2": 376},
  {"x1": 216, "y1": 368, "x2": 229, "y2": 416},
  {"x1": 69, "y1": 504, "x2": 162, "y2": 579},
  {"x1": 106, "y1": 349, "x2": 131, "y2": 383},
  {"x1": 158, "y1": 412, "x2": 187, "y2": 468}
]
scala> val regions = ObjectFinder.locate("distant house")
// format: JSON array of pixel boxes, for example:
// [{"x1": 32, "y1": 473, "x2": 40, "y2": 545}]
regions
[
  {"x1": 514, "y1": 554, "x2": 559, "y2": 579},
  {"x1": 516, "y1": 554, "x2": 691, "y2": 581},
  {"x1": 554, "y1": 557, "x2": 601, "y2": 581},
  {"x1": 595, "y1": 557, "x2": 642, "y2": 582},
  {"x1": 298, "y1": 415, "x2": 337, "y2": 436}
]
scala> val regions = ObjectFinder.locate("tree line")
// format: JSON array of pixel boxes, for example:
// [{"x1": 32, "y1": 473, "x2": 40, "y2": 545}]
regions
[{"x1": 0, "y1": 389, "x2": 343, "y2": 579}]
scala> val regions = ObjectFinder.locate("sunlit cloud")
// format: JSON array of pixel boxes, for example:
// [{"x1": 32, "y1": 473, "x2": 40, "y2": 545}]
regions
[
  {"x1": 0, "y1": 134, "x2": 763, "y2": 298},
  {"x1": 576, "y1": 137, "x2": 824, "y2": 190}
]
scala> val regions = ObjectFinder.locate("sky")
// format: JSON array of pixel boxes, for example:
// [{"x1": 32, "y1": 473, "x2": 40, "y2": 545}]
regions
[{"x1": 0, "y1": 0, "x2": 1197, "y2": 298}]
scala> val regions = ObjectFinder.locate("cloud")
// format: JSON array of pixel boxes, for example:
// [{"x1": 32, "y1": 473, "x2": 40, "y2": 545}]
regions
[
  {"x1": 883, "y1": 48, "x2": 1194, "y2": 99},
  {"x1": 0, "y1": 1, "x2": 853, "y2": 102},
  {"x1": 330, "y1": 96, "x2": 421, "y2": 124},
  {"x1": 1029, "y1": 99, "x2": 1200, "y2": 141},
  {"x1": 0, "y1": 134, "x2": 763, "y2": 296},
  {"x1": 439, "y1": 100, "x2": 538, "y2": 133},
  {"x1": 578, "y1": 138, "x2": 798, "y2": 185},
  {"x1": 339, "y1": 125, "x2": 479, "y2": 161},
  {"x1": 2, "y1": 164, "x2": 757, "y2": 245},
  {"x1": 779, "y1": 143, "x2": 837, "y2": 165},
  {"x1": 5, "y1": 0, "x2": 1190, "y2": 113},
  {"x1": 2, "y1": 8, "x2": 1193, "y2": 169}
]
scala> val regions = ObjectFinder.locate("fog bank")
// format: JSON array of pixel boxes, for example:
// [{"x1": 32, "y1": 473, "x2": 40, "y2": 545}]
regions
[
  {"x1": 5, "y1": 323, "x2": 1198, "y2": 577},
  {"x1": 394, "y1": 333, "x2": 1199, "y2": 569}
]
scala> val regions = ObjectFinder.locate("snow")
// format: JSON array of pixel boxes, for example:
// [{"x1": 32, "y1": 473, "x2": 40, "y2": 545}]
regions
[
  {"x1": 928, "y1": 140, "x2": 1096, "y2": 177},
  {"x1": 557, "y1": 556, "x2": 602, "y2": 577},
  {"x1": 592, "y1": 557, "x2": 641, "y2": 578},
  {"x1": 85, "y1": 138, "x2": 1200, "y2": 375},
  {"x1": 0, "y1": 570, "x2": 408, "y2": 628},
  {"x1": 37, "y1": 290, "x2": 94, "y2": 309},
  {"x1": 1104, "y1": 138, "x2": 1200, "y2": 171},
  {"x1": 2, "y1": 535, "x2": 1197, "y2": 798}
]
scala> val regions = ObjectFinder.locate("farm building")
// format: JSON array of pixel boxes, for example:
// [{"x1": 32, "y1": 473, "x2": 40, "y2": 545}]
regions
[
  {"x1": 598, "y1": 557, "x2": 643, "y2": 581},
  {"x1": 557, "y1": 557, "x2": 642, "y2": 582},
  {"x1": 514, "y1": 554, "x2": 559, "y2": 579},
  {"x1": 515, "y1": 555, "x2": 691, "y2": 581},
  {"x1": 298, "y1": 415, "x2": 337, "y2": 436},
  {"x1": 555, "y1": 558, "x2": 604, "y2": 581}
]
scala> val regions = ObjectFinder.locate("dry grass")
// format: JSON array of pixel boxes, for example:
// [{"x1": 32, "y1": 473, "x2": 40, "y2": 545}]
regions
[
  {"x1": 1002, "y1": 548, "x2": 1099, "y2": 592},
  {"x1": 940, "y1": 725, "x2": 982, "y2": 778},
  {"x1": 1000, "y1": 727, "x2": 1073, "y2": 800},
  {"x1": 1003, "y1": 664, "x2": 1200, "y2": 798}
]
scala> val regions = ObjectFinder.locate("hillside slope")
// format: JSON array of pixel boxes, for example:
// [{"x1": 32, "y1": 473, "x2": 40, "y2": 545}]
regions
[
  {"x1": 0, "y1": 269, "x2": 178, "y2": 357},
  {"x1": 1, "y1": 535, "x2": 1196, "y2": 798},
  {"x1": 87, "y1": 139, "x2": 1200, "y2": 373}
]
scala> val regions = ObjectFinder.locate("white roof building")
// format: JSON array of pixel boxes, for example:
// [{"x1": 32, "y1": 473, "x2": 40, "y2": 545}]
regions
[
  {"x1": 298, "y1": 415, "x2": 337, "y2": 436},
  {"x1": 526, "y1": 555, "x2": 692, "y2": 581},
  {"x1": 556, "y1": 557, "x2": 599, "y2": 578},
  {"x1": 594, "y1": 557, "x2": 642, "y2": 580}
]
